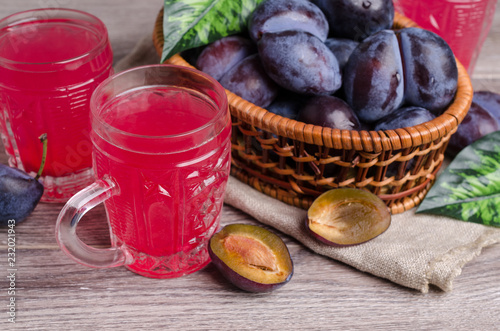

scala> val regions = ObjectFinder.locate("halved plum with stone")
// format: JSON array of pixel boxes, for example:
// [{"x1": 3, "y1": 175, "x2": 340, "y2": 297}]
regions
[
  {"x1": 248, "y1": 0, "x2": 329, "y2": 42},
  {"x1": 306, "y1": 188, "x2": 391, "y2": 246},
  {"x1": 258, "y1": 30, "x2": 341, "y2": 95},
  {"x1": 398, "y1": 28, "x2": 458, "y2": 115},
  {"x1": 196, "y1": 36, "x2": 256, "y2": 81},
  {"x1": 297, "y1": 95, "x2": 361, "y2": 130},
  {"x1": 312, "y1": 0, "x2": 394, "y2": 41},
  {"x1": 208, "y1": 224, "x2": 293, "y2": 293},
  {"x1": 343, "y1": 30, "x2": 404, "y2": 123},
  {"x1": 374, "y1": 106, "x2": 436, "y2": 131},
  {"x1": 219, "y1": 54, "x2": 279, "y2": 108}
]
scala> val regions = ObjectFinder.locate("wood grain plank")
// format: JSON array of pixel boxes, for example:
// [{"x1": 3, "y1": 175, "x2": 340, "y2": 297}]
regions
[{"x1": 3, "y1": 246, "x2": 499, "y2": 330}]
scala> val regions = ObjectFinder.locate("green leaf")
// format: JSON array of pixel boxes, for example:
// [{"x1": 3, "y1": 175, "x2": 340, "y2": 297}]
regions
[
  {"x1": 416, "y1": 131, "x2": 500, "y2": 227},
  {"x1": 161, "y1": 0, "x2": 265, "y2": 63}
]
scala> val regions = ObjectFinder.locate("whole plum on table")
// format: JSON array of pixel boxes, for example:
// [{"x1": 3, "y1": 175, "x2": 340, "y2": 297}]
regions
[
  {"x1": 471, "y1": 90, "x2": 500, "y2": 124},
  {"x1": 446, "y1": 101, "x2": 500, "y2": 157},
  {"x1": 324, "y1": 38, "x2": 359, "y2": 71},
  {"x1": 248, "y1": 0, "x2": 329, "y2": 42},
  {"x1": 195, "y1": 36, "x2": 256, "y2": 81},
  {"x1": 258, "y1": 30, "x2": 342, "y2": 95},
  {"x1": 297, "y1": 95, "x2": 361, "y2": 130},
  {"x1": 0, "y1": 164, "x2": 44, "y2": 225},
  {"x1": 312, "y1": 0, "x2": 394, "y2": 41},
  {"x1": 219, "y1": 54, "x2": 279, "y2": 108},
  {"x1": 343, "y1": 30, "x2": 404, "y2": 123},
  {"x1": 398, "y1": 28, "x2": 458, "y2": 116},
  {"x1": 373, "y1": 106, "x2": 436, "y2": 131},
  {"x1": 1, "y1": 134, "x2": 46, "y2": 225}
]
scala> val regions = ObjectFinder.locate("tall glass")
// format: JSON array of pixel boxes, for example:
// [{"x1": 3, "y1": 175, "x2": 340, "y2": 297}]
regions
[
  {"x1": 394, "y1": 0, "x2": 497, "y2": 75},
  {"x1": 0, "y1": 8, "x2": 113, "y2": 202},
  {"x1": 56, "y1": 64, "x2": 232, "y2": 278}
]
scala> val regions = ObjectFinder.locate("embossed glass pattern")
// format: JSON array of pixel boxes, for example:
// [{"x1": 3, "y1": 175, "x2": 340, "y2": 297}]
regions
[
  {"x1": 0, "y1": 8, "x2": 113, "y2": 202},
  {"x1": 56, "y1": 64, "x2": 231, "y2": 278}
]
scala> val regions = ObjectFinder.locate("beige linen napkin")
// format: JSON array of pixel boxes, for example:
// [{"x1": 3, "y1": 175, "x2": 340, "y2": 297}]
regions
[
  {"x1": 116, "y1": 35, "x2": 500, "y2": 293},
  {"x1": 225, "y1": 176, "x2": 500, "y2": 293}
]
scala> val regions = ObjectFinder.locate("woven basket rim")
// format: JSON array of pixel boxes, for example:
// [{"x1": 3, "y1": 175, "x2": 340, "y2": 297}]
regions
[{"x1": 153, "y1": 9, "x2": 473, "y2": 153}]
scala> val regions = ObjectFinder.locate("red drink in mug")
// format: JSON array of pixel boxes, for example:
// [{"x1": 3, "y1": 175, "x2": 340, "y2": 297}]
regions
[
  {"x1": 0, "y1": 8, "x2": 113, "y2": 202},
  {"x1": 57, "y1": 65, "x2": 232, "y2": 278}
]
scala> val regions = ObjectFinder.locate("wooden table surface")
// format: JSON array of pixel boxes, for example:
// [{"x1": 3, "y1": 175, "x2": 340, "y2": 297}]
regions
[{"x1": 1, "y1": 1, "x2": 499, "y2": 330}]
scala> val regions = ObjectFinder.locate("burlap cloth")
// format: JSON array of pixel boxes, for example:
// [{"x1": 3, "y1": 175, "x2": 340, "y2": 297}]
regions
[{"x1": 117, "y1": 35, "x2": 500, "y2": 293}]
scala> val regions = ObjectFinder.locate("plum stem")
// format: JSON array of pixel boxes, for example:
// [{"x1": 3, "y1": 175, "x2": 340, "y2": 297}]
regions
[{"x1": 35, "y1": 133, "x2": 47, "y2": 180}]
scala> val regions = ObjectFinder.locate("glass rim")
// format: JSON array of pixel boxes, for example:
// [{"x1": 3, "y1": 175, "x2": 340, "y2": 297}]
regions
[
  {"x1": 0, "y1": 8, "x2": 109, "y2": 67},
  {"x1": 90, "y1": 64, "x2": 230, "y2": 141}
]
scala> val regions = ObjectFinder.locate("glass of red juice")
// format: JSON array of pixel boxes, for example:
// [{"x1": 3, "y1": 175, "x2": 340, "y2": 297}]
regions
[
  {"x1": 0, "y1": 8, "x2": 113, "y2": 202},
  {"x1": 55, "y1": 64, "x2": 232, "y2": 278},
  {"x1": 394, "y1": 0, "x2": 497, "y2": 75}
]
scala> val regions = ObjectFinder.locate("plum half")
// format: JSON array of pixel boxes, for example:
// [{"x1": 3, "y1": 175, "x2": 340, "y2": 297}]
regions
[
  {"x1": 306, "y1": 188, "x2": 391, "y2": 246},
  {"x1": 208, "y1": 224, "x2": 293, "y2": 293}
]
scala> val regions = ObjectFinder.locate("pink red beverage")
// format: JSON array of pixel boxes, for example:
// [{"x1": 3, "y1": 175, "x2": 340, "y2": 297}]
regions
[
  {"x1": 394, "y1": 0, "x2": 497, "y2": 74},
  {"x1": 56, "y1": 65, "x2": 231, "y2": 278},
  {"x1": 0, "y1": 9, "x2": 113, "y2": 201}
]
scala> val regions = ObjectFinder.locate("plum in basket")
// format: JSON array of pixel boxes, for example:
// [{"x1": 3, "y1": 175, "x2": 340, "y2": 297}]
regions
[
  {"x1": 196, "y1": 36, "x2": 256, "y2": 81},
  {"x1": 248, "y1": 0, "x2": 329, "y2": 42},
  {"x1": 343, "y1": 29, "x2": 404, "y2": 123},
  {"x1": 373, "y1": 106, "x2": 436, "y2": 131},
  {"x1": 258, "y1": 30, "x2": 341, "y2": 95},
  {"x1": 324, "y1": 38, "x2": 359, "y2": 71},
  {"x1": 398, "y1": 27, "x2": 458, "y2": 115},
  {"x1": 297, "y1": 95, "x2": 361, "y2": 130},
  {"x1": 219, "y1": 54, "x2": 279, "y2": 108},
  {"x1": 312, "y1": 0, "x2": 394, "y2": 41},
  {"x1": 344, "y1": 27, "x2": 457, "y2": 123}
]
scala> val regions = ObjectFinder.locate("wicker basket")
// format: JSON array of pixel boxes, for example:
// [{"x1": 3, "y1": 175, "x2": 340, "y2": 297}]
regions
[{"x1": 153, "y1": 9, "x2": 473, "y2": 214}]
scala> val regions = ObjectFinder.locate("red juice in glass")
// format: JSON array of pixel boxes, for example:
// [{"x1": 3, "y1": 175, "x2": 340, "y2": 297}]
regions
[
  {"x1": 94, "y1": 86, "x2": 231, "y2": 265},
  {"x1": 0, "y1": 9, "x2": 113, "y2": 202},
  {"x1": 394, "y1": 0, "x2": 497, "y2": 74},
  {"x1": 56, "y1": 65, "x2": 232, "y2": 279}
]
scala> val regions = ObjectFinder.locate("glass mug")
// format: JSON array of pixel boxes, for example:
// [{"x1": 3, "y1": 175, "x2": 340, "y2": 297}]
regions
[
  {"x1": 0, "y1": 8, "x2": 113, "y2": 202},
  {"x1": 56, "y1": 64, "x2": 232, "y2": 278}
]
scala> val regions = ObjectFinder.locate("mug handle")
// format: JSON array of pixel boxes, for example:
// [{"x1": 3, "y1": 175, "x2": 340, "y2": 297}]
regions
[{"x1": 55, "y1": 177, "x2": 132, "y2": 268}]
